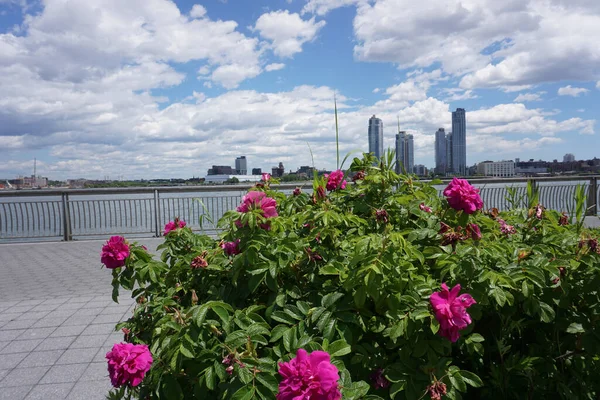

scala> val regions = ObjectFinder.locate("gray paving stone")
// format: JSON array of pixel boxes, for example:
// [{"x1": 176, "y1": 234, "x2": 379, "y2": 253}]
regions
[
  {"x1": 0, "y1": 301, "x2": 19, "y2": 308},
  {"x1": 16, "y1": 300, "x2": 43, "y2": 307},
  {"x1": 41, "y1": 299, "x2": 68, "y2": 306},
  {"x1": 91, "y1": 313, "x2": 125, "y2": 325},
  {"x1": 62, "y1": 314, "x2": 97, "y2": 326},
  {"x1": 36, "y1": 336, "x2": 76, "y2": 351},
  {"x1": 0, "y1": 339, "x2": 41, "y2": 355},
  {"x1": 0, "y1": 342, "x2": 8, "y2": 352},
  {"x1": 81, "y1": 323, "x2": 116, "y2": 336},
  {"x1": 67, "y1": 379, "x2": 113, "y2": 400},
  {"x1": 5, "y1": 305, "x2": 35, "y2": 314},
  {"x1": 18, "y1": 327, "x2": 56, "y2": 341},
  {"x1": 0, "y1": 369, "x2": 8, "y2": 381},
  {"x1": 39, "y1": 363, "x2": 86, "y2": 384},
  {"x1": 80, "y1": 362, "x2": 108, "y2": 382},
  {"x1": 29, "y1": 304, "x2": 59, "y2": 312},
  {"x1": 59, "y1": 302, "x2": 83, "y2": 311},
  {"x1": 72, "y1": 307, "x2": 106, "y2": 317},
  {"x1": 45, "y1": 309, "x2": 78, "y2": 319},
  {"x1": 100, "y1": 305, "x2": 132, "y2": 315},
  {"x1": 70, "y1": 334, "x2": 109, "y2": 349},
  {"x1": 14, "y1": 312, "x2": 50, "y2": 321},
  {"x1": 0, "y1": 352, "x2": 27, "y2": 369},
  {"x1": 1, "y1": 319, "x2": 36, "y2": 330},
  {"x1": 0, "y1": 315, "x2": 16, "y2": 324},
  {"x1": 0, "y1": 330, "x2": 26, "y2": 342},
  {"x1": 49, "y1": 325, "x2": 87, "y2": 338},
  {"x1": 0, "y1": 385, "x2": 32, "y2": 400},
  {"x1": 56, "y1": 348, "x2": 98, "y2": 365},
  {"x1": 31, "y1": 316, "x2": 68, "y2": 329},
  {"x1": 0, "y1": 366, "x2": 49, "y2": 388},
  {"x1": 17, "y1": 350, "x2": 64, "y2": 368},
  {"x1": 25, "y1": 382, "x2": 74, "y2": 400}
]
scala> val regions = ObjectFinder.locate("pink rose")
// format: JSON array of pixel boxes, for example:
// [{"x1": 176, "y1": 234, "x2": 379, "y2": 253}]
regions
[
  {"x1": 498, "y1": 218, "x2": 516, "y2": 235},
  {"x1": 101, "y1": 236, "x2": 130, "y2": 269},
  {"x1": 262, "y1": 173, "x2": 271, "y2": 182},
  {"x1": 277, "y1": 349, "x2": 341, "y2": 400},
  {"x1": 164, "y1": 219, "x2": 186, "y2": 235},
  {"x1": 220, "y1": 239, "x2": 241, "y2": 256},
  {"x1": 419, "y1": 203, "x2": 432, "y2": 213},
  {"x1": 324, "y1": 170, "x2": 347, "y2": 191},
  {"x1": 430, "y1": 283, "x2": 476, "y2": 342},
  {"x1": 106, "y1": 343, "x2": 153, "y2": 387},
  {"x1": 443, "y1": 178, "x2": 483, "y2": 214},
  {"x1": 237, "y1": 191, "x2": 278, "y2": 229}
]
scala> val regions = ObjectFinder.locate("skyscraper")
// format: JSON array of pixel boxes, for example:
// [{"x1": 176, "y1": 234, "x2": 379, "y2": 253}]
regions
[
  {"x1": 434, "y1": 128, "x2": 447, "y2": 174},
  {"x1": 446, "y1": 131, "x2": 453, "y2": 173},
  {"x1": 235, "y1": 156, "x2": 247, "y2": 175},
  {"x1": 451, "y1": 108, "x2": 467, "y2": 176},
  {"x1": 368, "y1": 115, "x2": 384, "y2": 160},
  {"x1": 395, "y1": 131, "x2": 414, "y2": 174}
]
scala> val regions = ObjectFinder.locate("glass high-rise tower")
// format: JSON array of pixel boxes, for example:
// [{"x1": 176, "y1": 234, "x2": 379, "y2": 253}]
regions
[
  {"x1": 451, "y1": 108, "x2": 467, "y2": 176},
  {"x1": 395, "y1": 131, "x2": 414, "y2": 174},
  {"x1": 434, "y1": 128, "x2": 447, "y2": 174},
  {"x1": 368, "y1": 115, "x2": 384, "y2": 160}
]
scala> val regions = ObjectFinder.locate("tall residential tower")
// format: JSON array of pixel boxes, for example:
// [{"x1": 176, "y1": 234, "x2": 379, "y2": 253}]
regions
[
  {"x1": 395, "y1": 131, "x2": 414, "y2": 174},
  {"x1": 368, "y1": 115, "x2": 384, "y2": 160},
  {"x1": 451, "y1": 108, "x2": 467, "y2": 176},
  {"x1": 434, "y1": 128, "x2": 447, "y2": 174}
]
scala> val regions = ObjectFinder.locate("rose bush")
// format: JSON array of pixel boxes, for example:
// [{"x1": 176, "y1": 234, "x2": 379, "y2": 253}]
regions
[{"x1": 105, "y1": 153, "x2": 600, "y2": 399}]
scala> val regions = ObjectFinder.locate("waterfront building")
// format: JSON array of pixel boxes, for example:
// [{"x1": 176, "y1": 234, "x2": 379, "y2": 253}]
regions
[
  {"x1": 272, "y1": 162, "x2": 285, "y2": 178},
  {"x1": 207, "y1": 165, "x2": 235, "y2": 175},
  {"x1": 477, "y1": 160, "x2": 515, "y2": 177},
  {"x1": 414, "y1": 164, "x2": 428, "y2": 176},
  {"x1": 434, "y1": 128, "x2": 447, "y2": 174},
  {"x1": 451, "y1": 108, "x2": 467, "y2": 175},
  {"x1": 205, "y1": 175, "x2": 262, "y2": 184},
  {"x1": 252, "y1": 168, "x2": 262, "y2": 175},
  {"x1": 563, "y1": 153, "x2": 575, "y2": 162},
  {"x1": 395, "y1": 131, "x2": 414, "y2": 174},
  {"x1": 235, "y1": 156, "x2": 247, "y2": 175},
  {"x1": 368, "y1": 115, "x2": 384, "y2": 160}
]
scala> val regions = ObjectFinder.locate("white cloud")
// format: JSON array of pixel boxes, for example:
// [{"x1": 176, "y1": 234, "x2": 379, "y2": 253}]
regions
[
  {"x1": 302, "y1": 0, "x2": 365, "y2": 16},
  {"x1": 514, "y1": 92, "x2": 543, "y2": 102},
  {"x1": 443, "y1": 89, "x2": 478, "y2": 101},
  {"x1": 597, "y1": 81, "x2": 600, "y2": 89},
  {"x1": 189, "y1": 4, "x2": 207, "y2": 18},
  {"x1": 384, "y1": 81, "x2": 428, "y2": 103},
  {"x1": 254, "y1": 10, "x2": 325, "y2": 57},
  {"x1": 557, "y1": 85, "x2": 590, "y2": 97},
  {"x1": 265, "y1": 63, "x2": 286, "y2": 72},
  {"x1": 372, "y1": 88, "x2": 380, "y2": 93}
]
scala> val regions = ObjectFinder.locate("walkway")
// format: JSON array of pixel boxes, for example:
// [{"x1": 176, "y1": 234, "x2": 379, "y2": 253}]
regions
[{"x1": 0, "y1": 238, "x2": 163, "y2": 400}]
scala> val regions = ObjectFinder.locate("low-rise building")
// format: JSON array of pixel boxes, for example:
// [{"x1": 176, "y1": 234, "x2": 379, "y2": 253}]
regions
[{"x1": 477, "y1": 160, "x2": 515, "y2": 177}]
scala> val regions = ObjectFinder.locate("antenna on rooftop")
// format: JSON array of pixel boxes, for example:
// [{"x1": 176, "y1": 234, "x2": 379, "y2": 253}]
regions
[{"x1": 33, "y1": 158, "x2": 36, "y2": 178}]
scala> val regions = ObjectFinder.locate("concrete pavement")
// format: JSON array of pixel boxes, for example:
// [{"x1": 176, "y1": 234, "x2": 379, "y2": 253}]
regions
[{"x1": 0, "y1": 238, "x2": 163, "y2": 400}]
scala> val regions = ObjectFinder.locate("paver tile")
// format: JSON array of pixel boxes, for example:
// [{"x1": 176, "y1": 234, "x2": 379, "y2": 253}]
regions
[
  {"x1": 1, "y1": 320, "x2": 36, "y2": 330},
  {"x1": 0, "y1": 352, "x2": 28, "y2": 369},
  {"x1": 39, "y1": 364, "x2": 86, "y2": 384},
  {"x1": 70, "y1": 334, "x2": 109, "y2": 349},
  {"x1": 81, "y1": 323, "x2": 116, "y2": 336},
  {"x1": 14, "y1": 312, "x2": 50, "y2": 322},
  {"x1": 24, "y1": 382, "x2": 74, "y2": 400},
  {"x1": 80, "y1": 362, "x2": 108, "y2": 382},
  {"x1": 17, "y1": 350, "x2": 64, "y2": 368},
  {"x1": 0, "y1": 339, "x2": 41, "y2": 355},
  {"x1": 0, "y1": 330, "x2": 26, "y2": 342},
  {"x1": 56, "y1": 348, "x2": 97, "y2": 365},
  {"x1": 0, "y1": 385, "x2": 32, "y2": 400},
  {"x1": 36, "y1": 336, "x2": 75, "y2": 351},
  {"x1": 49, "y1": 325, "x2": 87, "y2": 338},
  {"x1": 62, "y1": 314, "x2": 96, "y2": 326},
  {"x1": 0, "y1": 366, "x2": 49, "y2": 388},
  {"x1": 18, "y1": 327, "x2": 55, "y2": 341},
  {"x1": 67, "y1": 379, "x2": 112, "y2": 400},
  {"x1": 31, "y1": 317, "x2": 68, "y2": 329},
  {"x1": 92, "y1": 313, "x2": 124, "y2": 325}
]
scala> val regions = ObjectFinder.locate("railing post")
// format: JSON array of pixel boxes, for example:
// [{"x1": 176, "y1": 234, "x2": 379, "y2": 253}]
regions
[
  {"x1": 154, "y1": 189, "x2": 160, "y2": 237},
  {"x1": 61, "y1": 192, "x2": 72, "y2": 241},
  {"x1": 587, "y1": 177, "x2": 598, "y2": 216}
]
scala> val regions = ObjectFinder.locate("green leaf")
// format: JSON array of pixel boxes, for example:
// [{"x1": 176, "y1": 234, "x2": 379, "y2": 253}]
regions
[
  {"x1": 212, "y1": 305, "x2": 230, "y2": 324},
  {"x1": 162, "y1": 374, "x2": 183, "y2": 400},
  {"x1": 328, "y1": 339, "x2": 352, "y2": 357},
  {"x1": 256, "y1": 373, "x2": 279, "y2": 393},
  {"x1": 538, "y1": 302, "x2": 555, "y2": 323},
  {"x1": 566, "y1": 322, "x2": 584, "y2": 334},
  {"x1": 390, "y1": 318, "x2": 407, "y2": 341},
  {"x1": 322, "y1": 292, "x2": 344, "y2": 309},
  {"x1": 179, "y1": 342, "x2": 194, "y2": 358},
  {"x1": 271, "y1": 311, "x2": 296, "y2": 325},
  {"x1": 490, "y1": 287, "x2": 507, "y2": 307},
  {"x1": 460, "y1": 370, "x2": 483, "y2": 388},
  {"x1": 449, "y1": 370, "x2": 467, "y2": 393},
  {"x1": 204, "y1": 366, "x2": 216, "y2": 391},
  {"x1": 468, "y1": 333, "x2": 485, "y2": 343},
  {"x1": 231, "y1": 385, "x2": 255, "y2": 400}
]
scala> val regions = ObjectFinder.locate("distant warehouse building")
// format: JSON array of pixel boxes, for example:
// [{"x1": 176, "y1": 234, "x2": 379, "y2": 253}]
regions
[{"x1": 477, "y1": 160, "x2": 515, "y2": 177}]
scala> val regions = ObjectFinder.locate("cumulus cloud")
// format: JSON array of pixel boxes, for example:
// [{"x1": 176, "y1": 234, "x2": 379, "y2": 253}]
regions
[
  {"x1": 189, "y1": 4, "x2": 207, "y2": 18},
  {"x1": 265, "y1": 63, "x2": 285, "y2": 72},
  {"x1": 254, "y1": 10, "x2": 326, "y2": 58},
  {"x1": 302, "y1": 0, "x2": 366, "y2": 16},
  {"x1": 514, "y1": 92, "x2": 543, "y2": 102},
  {"x1": 558, "y1": 85, "x2": 589, "y2": 97}
]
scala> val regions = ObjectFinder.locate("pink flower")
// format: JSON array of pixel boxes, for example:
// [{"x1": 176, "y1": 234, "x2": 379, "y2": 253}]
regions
[
  {"x1": 164, "y1": 219, "x2": 186, "y2": 235},
  {"x1": 420, "y1": 203, "x2": 432, "y2": 213},
  {"x1": 106, "y1": 343, "x2": 153, "y2": 388},
  {"x1": 466, "y1": 223, "x2": 482, "y2": 240},
  {"x1": 430, "y1": 283, "x2": 476, "y2": 342},
  {"x1": 237, "y1": 191, "x2": 278, "y2": 229},
  {"x1": 443, "y1": 178, "x2": 483, "y2": 214},
  {"x1": 277, "y1": 349, "x2": 341, "y2": 400},
  {"x1": 221, "y1": 239, "x2": 241, "y2": 256},
  {"x1": 375, "y1": 209, "x2": 389, "y2": 224},
  {"x1": 352, "y1": 170, "x2": 365, "y2": 182},
  {"x1": 101, "y1": 236, "x2": 130, "y2": 269},
  {"x1": 498, "y1": 218, "x2": 517, "y2": 235},
  {"x1": 293, "y1": 187, "x2": 302, "y2": 196},
  {"x1": 534, "y1": 204, "x2": 544, "y2": 220},
  {"x1": 324, "y1": 170, "x2": 347, "y2": 191},
  {"x1": 262, "y1": 173, "x2": 271, "y2": 182}
]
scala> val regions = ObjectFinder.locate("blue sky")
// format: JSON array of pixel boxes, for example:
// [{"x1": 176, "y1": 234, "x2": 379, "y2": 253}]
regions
[{"x1": 0, "y1": 0, "x2": 599, "y2": 179}]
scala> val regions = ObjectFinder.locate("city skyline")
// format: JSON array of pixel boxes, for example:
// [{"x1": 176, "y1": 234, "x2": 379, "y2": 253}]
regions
[{"x1": 0, "y1": 1, "x2": 598, "y2": 180}]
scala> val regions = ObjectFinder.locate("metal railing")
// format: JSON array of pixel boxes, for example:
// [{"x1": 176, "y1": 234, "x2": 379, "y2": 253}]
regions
[{"x1": 0, "y1": 177, "x2": 597, "y2": 242}]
